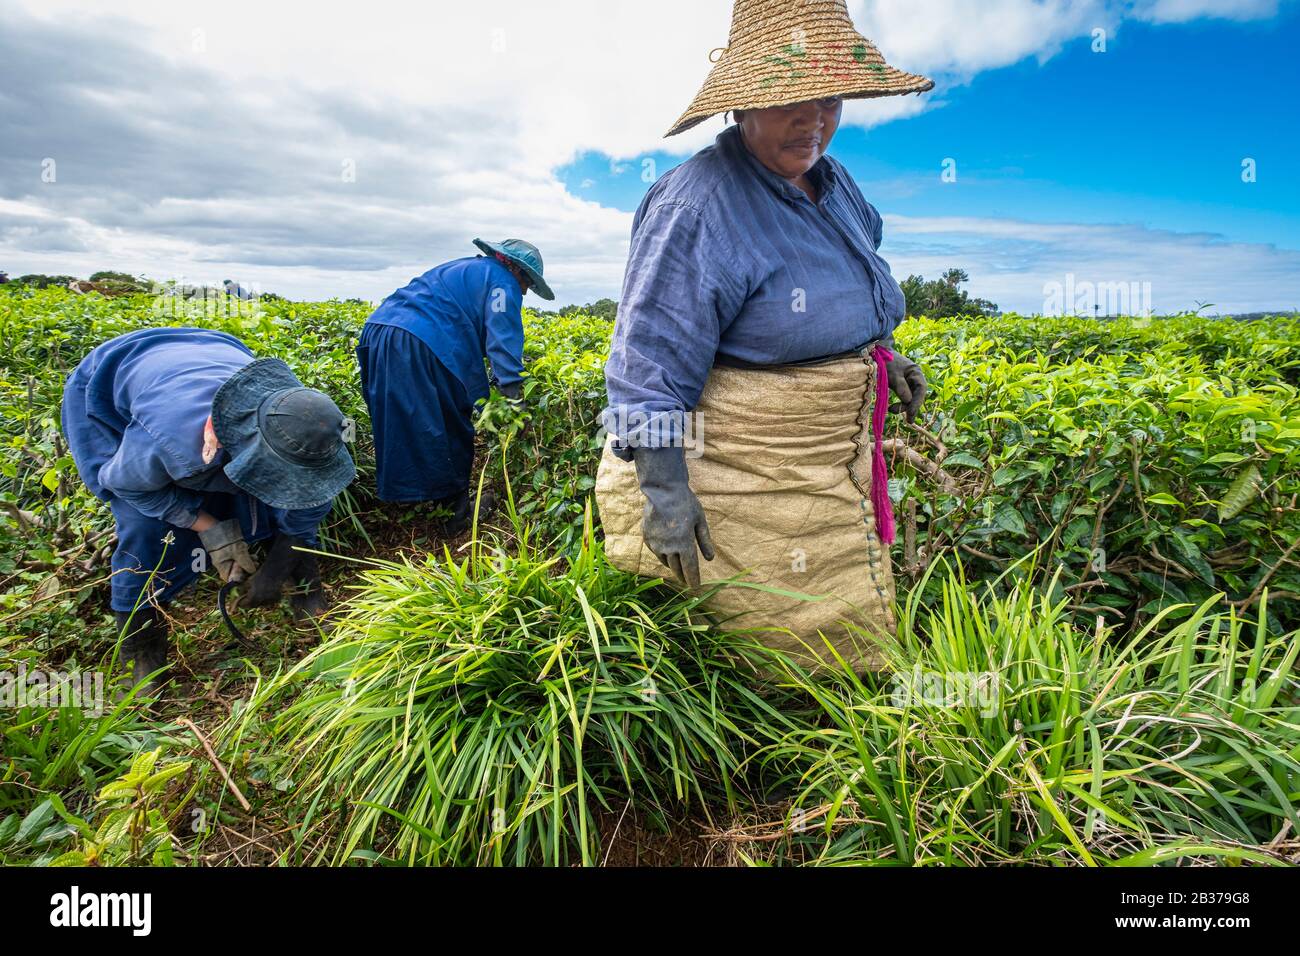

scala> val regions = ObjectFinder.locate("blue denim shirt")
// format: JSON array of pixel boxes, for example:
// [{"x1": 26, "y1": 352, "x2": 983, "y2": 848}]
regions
[
  {"x1": 364, "y1": 255, "x2": 525, "y2": 407},
  {"x1": 603, "y1": 124, "x2": 906, "y2": 456}
]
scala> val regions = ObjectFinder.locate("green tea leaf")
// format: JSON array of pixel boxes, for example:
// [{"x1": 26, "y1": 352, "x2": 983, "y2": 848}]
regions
[
  {"x1": 1218, "y1": 463, "x2": 1262, "y2": 522},
  {"x1": 1145, "y1": 493, "x2": 1181, "y2": 506}
]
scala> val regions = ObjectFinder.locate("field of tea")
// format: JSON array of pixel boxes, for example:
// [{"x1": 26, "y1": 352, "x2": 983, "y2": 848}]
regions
[{"x1": 1, "y1": 285, "x2": 1297, "y2": 866}]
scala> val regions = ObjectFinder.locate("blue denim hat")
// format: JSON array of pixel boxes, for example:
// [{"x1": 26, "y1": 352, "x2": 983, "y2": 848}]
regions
[
  {"x1": 472, "y1": 238, "x2": 555, "y2": 301},
  {"x1": 211, "y1": 358, "x2": 356, "y2": 510}
]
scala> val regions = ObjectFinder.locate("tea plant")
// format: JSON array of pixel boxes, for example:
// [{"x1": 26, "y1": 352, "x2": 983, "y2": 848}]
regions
[
  {"x1": 892, "y1": 315, "x2": 1300, "y2": 630},
  {"x1": 3, "y1": 284, "x2": 1297, "y2": 868},
  {"x1": 43, "y1": 748, "x2": 191, "y2": 867}
]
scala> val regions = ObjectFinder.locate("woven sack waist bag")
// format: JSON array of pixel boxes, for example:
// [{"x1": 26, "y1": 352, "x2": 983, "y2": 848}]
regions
[{"x1": 595, "y1": 347, "x2": 897, "y2": 673}]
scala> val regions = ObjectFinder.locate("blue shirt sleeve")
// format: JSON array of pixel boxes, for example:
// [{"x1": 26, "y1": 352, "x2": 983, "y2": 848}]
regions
[
  {"x1": 482, "y1": 277, "x2": 525, "y2": 388},
  {"x1": 603, "y1": 200, "x2": 747, "y2": 457},
  {"x1": 96, "y1": 420, "x2": 205, "y2": 527}
]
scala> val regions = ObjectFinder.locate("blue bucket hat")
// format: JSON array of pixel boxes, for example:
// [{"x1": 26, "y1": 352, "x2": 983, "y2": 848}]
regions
[
  {"x1": 211, "y1": 358, "x2": 356, "y2": 510},
  {"x1": 472, "y1": 237, "x2": 555, "y2": 301}
]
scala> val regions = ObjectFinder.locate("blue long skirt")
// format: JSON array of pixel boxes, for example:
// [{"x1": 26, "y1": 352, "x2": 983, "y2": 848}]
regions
[{"x1": 356, "y1": 323, "x2": 477, "y2": 503}]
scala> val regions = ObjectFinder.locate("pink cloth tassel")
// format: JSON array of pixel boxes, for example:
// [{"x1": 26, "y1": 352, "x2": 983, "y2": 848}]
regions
[{"x1": 870, "y1": 344, "x2": 896, "y2": 545}]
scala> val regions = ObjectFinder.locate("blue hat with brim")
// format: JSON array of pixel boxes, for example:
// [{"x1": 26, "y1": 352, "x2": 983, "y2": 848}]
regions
[
  {"x1": 473, "y1": 238, "x2": 555, "y2": 301},
  {"x1": 211, "y1": 358, "x2": 356, "y2": 511}
]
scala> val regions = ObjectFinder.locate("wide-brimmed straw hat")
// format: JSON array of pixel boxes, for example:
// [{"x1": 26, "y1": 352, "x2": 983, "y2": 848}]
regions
[{"x1": 666, "y1": 0, "x2": 934, "y2": 137}]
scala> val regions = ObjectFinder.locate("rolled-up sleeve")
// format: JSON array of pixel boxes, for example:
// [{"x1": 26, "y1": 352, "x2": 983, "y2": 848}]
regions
[{"x1": 603, "y1": 200, "x2": 745, "y2": 459}]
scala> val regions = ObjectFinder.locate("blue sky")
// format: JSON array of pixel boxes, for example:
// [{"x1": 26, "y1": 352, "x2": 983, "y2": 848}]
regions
[
  {"x1": 559, "y1": 9, "x2": 1300, "y2": 312},
  {"x1": 2, "y1": 1, "x2": 1298, "y2": 312}
]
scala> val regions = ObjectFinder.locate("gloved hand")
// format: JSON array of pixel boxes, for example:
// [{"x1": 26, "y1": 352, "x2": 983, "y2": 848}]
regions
[
  {"x1": 198, "y1": 519, "x2": 258, "y2": 583},
  {"x1": 633, "y1": 445, "x2": 714, "y2": 588},
  {"x1": 239, "y1": 533, "x2": 305, "y2": 608},
  {"x1": 498, "y1": 380, "x2": 525, "y2": 407},
  {"x1": 881, "y1": 337, "x2": 928, "y2": 424}
]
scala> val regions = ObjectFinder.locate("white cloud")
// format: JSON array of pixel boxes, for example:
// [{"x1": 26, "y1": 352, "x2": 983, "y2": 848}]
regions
[
  {"x1": 0, "y1": 0, "x2": 1291, "y2": 306},
  {"x1": 853, "y1": 0, "x2": 1106, "y2": 76},
  {"x1": 1132, "y1": 0, "x2": 1281, "y2": 23},
  {"x1": 883, "y1": 214, "x2": 1300, "y2": 315},
  {"x1": 15, "y1": 0, "x2": 1282, "y2": 160}
]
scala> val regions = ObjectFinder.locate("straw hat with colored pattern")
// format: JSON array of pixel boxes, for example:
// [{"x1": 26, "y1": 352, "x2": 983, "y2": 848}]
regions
[{"x1": 666, "y1": 0, "x2": 934, "y2": 137}]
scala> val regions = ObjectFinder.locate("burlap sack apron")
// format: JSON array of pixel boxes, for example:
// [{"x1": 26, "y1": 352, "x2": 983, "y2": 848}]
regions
[{"x1": 595, "y1": 346, "x2": 897, "y2": 672}]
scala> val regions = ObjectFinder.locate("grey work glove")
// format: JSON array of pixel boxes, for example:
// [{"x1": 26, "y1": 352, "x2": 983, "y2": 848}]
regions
[
  {"x1": 633, "y1": 445, "x2": 714, "y2": 588},
  {"x1": 881, "y1": 337, "x2": 928, "y2": 424},
  {"x1": 198, "y1": 519, "x2": 258, "y2": 583}
]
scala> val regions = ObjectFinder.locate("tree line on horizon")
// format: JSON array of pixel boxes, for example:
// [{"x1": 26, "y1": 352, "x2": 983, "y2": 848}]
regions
[{"x1": 4, "y1": 268, "x2": 1003, "y2": 320}]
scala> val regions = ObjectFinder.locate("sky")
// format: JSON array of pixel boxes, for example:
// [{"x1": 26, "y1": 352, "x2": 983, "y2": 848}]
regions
[{"x1": 1, "y1": 0, "x2": 1297, "y2": 314}]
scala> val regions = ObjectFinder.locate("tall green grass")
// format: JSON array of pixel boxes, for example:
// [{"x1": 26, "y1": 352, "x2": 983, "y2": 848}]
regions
[
  {"x1": 226, "y1": 507, "x2": 806, "y2": 866},
  {"x1": 224, "y1": 524, "x2": 1300, "y2": 866},
  {"x1": 755, "y1": 562, "x2": 1300, "y2": 866}
]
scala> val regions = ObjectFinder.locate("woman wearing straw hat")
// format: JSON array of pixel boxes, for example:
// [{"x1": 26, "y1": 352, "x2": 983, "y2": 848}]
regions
[
  {"x1": 597, "y1": 0, "x2": 932, "y2": 670},
  {"x1": 357, "y1": 239, "x2": 554, "y2": 536}
]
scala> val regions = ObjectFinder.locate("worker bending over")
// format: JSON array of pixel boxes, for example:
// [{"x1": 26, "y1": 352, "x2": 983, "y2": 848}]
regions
[
  {"x1": 61, "y1": 328, "x2": 356, "y2": 690},
  {"x1": 357, "y1": 238, "x2": 553, "y2": 535}
]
